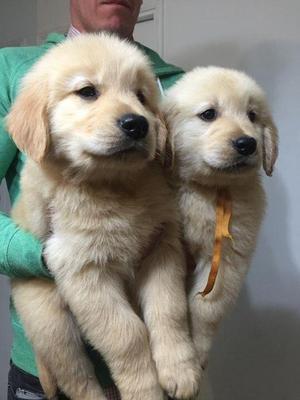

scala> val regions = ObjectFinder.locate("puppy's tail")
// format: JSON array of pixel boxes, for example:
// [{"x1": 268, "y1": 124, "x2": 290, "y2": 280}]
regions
[{"x1": 36, "y1": 355, "x2": 59, "y2": 399}]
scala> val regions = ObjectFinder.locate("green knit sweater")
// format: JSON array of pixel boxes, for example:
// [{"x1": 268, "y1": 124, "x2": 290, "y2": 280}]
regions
[{"x1": 0, "y1": 33, "x2": 184, "y2": 387}]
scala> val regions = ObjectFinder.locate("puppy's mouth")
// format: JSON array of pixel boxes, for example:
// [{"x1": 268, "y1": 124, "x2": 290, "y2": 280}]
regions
[
  {"x1": 86, "y1": 141, "x2": 150, "y2": 160},
  {"x1": 106, "y1": 141, "x2": 150, "y2": 157},
  {"x1": 217, "y1": 160, "x2": 250, "y2": 171},
  {"x1": 208, "y1": 159, "x2": 257, "y2": 173}
]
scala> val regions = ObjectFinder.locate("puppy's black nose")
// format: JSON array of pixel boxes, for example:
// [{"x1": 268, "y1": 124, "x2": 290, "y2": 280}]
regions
[
  {"x1": 232, "y1": 136, "x2": 257, "y2": 156},
  {"x1": 118, "y1": 113, "x2": 149, "y2": 140}
]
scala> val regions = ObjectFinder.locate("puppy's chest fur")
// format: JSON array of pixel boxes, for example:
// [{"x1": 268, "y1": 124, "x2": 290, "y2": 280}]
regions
[
  {"x1": 48, "y1": 167, "x2": 176, "y2": 268},
  {"x1": 179, "y1": 179, "x2": 266, "y2": 267}
]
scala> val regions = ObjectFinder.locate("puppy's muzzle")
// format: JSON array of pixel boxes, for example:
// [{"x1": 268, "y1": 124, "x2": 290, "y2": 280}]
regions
[
  {"x1": 118, "y1": 113, "x2": 149, "y2": 140},
  {"x1": 232, "y1": 136, "x2": 257, "y2": 156}
]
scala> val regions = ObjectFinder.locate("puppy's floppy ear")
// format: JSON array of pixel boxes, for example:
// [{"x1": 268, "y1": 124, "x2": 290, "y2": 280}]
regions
[
  {"x1": 262, "y1": 113, "x2": 278, "y2": 176},
  {"x1": 155, "y1": 111, "x2": 168, "y2": 163},
  {"x1": 6, "y1": 71, "x2": 50, "y2": 163},
  {"x1": 155, "y1": 111, "x2": 175, "y2": 169}
]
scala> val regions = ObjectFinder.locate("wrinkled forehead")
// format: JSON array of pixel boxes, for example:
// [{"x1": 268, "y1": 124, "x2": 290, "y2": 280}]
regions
[
  {"x1": 61, "y1": 60, "x2": 147, "y2": 91},
  {"x1": 176, "y1": 71, "x2": 265, "y2": 112},
  {"x1": 53, "y1": 55, "x2": 146, "y2": 89},
  {"x1": 43, "y1": 37, "x2": 156, "y2": 96},
  {"x1": 206, "y1": 75, "x2": 264, "y2": 109}
]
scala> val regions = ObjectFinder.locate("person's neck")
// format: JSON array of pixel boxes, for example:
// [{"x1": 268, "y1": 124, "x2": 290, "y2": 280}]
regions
[
  {"x1": 67, "y1": 24, "x2": 134, "y2": 41},
  {"x1": 67, "y1": 25, "x2": 81, "y2": 38}
]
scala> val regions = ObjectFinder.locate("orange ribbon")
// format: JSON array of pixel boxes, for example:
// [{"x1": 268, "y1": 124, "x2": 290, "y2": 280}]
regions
[{"x1": 200, "y1": 188, "x2": 233, "y2": 297}]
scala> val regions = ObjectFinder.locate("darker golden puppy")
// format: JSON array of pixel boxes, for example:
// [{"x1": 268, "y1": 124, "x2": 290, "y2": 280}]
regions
[{"x1": 7, "y1": 34, "x2": 200, "y2": 400}]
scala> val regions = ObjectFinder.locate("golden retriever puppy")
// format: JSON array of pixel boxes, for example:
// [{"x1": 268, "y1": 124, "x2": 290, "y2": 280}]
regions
[
  {"x1": 7, "y1": 34, "x2": 200, "y2": 400},
  {"x1": 163, "y1": 67, "x2": 278, "y2": 380}
]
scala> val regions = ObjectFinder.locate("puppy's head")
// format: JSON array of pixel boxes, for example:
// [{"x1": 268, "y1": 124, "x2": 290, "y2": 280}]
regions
[
  {"x1": 7, "y1": 34, "x2": 161, "y2": 175},
  {"x1": 163, "y1": 67, "x2": 278, "y2": 184}
]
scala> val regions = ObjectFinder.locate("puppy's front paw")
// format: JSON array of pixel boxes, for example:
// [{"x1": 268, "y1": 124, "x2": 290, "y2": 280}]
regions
[
  {"x1": 118, "y1": 366, "x2": 164, "y2": 400},
  {"x1": 193, "y1": 334, "x2": 211, "y2": 372},
  {"x1": 121, "y1": 383, "x2": 164, "y2": 400},
  {"x1": 155, "y1": 343, "x2": 202, "y2": 399}
]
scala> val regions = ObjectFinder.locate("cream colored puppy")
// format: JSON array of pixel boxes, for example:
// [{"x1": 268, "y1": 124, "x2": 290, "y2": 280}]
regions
[
  {"x1": 163, "y1": 67, "x2": 278, "y2": 380},
  {"x1": 7, "y1": 34, "x2": 200, "y2": 400}
]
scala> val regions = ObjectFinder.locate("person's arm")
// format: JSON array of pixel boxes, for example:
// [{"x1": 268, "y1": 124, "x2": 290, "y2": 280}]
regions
[{"x1": 0, "y1": 51, "x2": 50, "y2": 278}]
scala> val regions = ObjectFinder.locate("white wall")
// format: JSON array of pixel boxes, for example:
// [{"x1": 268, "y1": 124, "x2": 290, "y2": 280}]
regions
[
  {"x1": 36, "y1": 0, "x2": 69, "y2": 43},
  {"x1": 161, "y1": 1, "x2": 300, "y2": 398},
  {"x1": 0, "y1": 0, "x2": 37, "y2": 47}
]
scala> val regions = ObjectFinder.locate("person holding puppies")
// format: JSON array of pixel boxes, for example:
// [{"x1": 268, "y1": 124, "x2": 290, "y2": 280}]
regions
[{"x1": 0, "y1": 1, "x2": 184, "y2": 399}]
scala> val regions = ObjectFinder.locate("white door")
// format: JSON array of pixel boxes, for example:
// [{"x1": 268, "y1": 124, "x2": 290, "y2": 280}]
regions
[{"x1": 134, "y1": 0, "x2": 163, "y2": 54}]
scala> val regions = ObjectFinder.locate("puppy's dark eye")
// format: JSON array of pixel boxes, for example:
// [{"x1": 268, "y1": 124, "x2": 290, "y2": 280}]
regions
[
  {"x1": 248, "y1": 110, "x2": 257, "y2": 123},
  {"x1": 137, "y1": 90, "x2": 146, "y2": 105},
  {"x1": 198, "y1": 108, "x2": 218, "y2": 122},
  {"x1": 76, "y1": 86, "x2": 98, "y2": 100}
]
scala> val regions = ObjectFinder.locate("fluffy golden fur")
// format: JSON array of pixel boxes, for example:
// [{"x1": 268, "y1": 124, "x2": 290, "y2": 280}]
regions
[
  {"x1": 7, "y1": 34, "x2": 200, "y2": 400},
  {"x1": 163, "y1": 66, "x2": 278, "y2": 381}
]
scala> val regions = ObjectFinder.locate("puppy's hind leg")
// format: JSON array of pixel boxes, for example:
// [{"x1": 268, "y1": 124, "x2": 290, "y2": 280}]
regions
[
  {"x1": 138, "y1": 224, "x2": 201, "y2": 400},
  {"x1": 36, "y1": 356, "x2": 58, "y2": 399},
  {"x1": 51, "y1": 266, "x2": 164, "y2": 400},
  {"x1": 12, "y1": 278, "x2": 106, "y2": 400},
  {"x1": 189, "y1": 260, "x2": 247, "y2": 369}
]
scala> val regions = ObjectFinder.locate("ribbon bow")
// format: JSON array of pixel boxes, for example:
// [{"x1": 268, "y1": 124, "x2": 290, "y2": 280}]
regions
[{"x1": 200, "y1": 188, "x2": 233, "y2": 297}]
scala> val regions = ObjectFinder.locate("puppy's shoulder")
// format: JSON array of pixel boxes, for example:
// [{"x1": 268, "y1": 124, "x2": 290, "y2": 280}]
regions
[{"x1": 231, "y1": 177, "x2": 266, "y2": 219}]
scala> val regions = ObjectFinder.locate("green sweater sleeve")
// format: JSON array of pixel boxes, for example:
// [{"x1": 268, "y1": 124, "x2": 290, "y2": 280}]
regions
[{"x1": 0, "y1": 51, "x2": 50, "y2": 279}]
